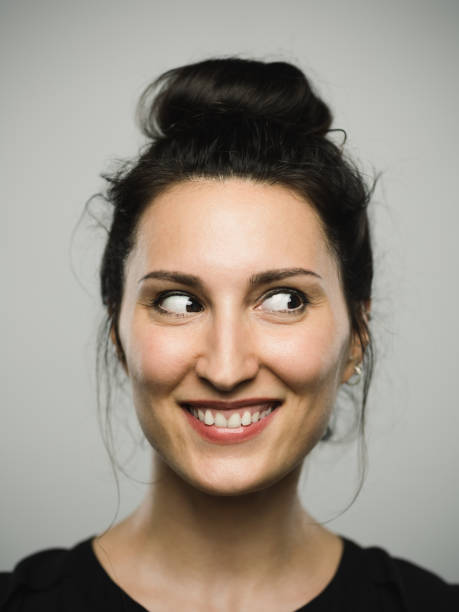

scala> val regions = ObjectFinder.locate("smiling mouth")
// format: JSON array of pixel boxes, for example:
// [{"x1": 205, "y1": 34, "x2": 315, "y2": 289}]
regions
[{"x1": 182, "y1": 402, "x2": 281, "y2": 429}]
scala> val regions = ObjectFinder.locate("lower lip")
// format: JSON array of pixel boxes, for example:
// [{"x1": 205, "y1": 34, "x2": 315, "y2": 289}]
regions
[{"x1": 181, "y1": 404, "x2": 280, "y2": 445}]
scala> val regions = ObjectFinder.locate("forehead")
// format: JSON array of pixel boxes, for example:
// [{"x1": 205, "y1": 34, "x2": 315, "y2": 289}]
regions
[{"x1": 130, "y1": 178, "x2": 337, "y2": 280}]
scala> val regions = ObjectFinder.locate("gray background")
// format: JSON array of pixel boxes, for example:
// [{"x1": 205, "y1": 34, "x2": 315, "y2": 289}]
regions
[{"x1": 1, "y1": 0, "x2": 458, "y2": 580}]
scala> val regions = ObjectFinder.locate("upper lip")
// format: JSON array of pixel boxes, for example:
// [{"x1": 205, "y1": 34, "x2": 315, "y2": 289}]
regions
[{"x1": 180, "y1": 398, "x2": 282, "y2": 410}]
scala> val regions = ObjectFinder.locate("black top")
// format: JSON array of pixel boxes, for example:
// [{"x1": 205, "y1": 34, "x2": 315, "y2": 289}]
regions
[{"x1": 0, "y1": 535, "x2": 457, "y2": 611}]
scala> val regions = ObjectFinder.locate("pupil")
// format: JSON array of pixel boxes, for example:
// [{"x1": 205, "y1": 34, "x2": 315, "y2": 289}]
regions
[
  {"x1": 186, "y1": 298, "x2": 201, "y2": 313},
  {"x1": 287, "y1": 294, "x2": 301, "y2": 309}
]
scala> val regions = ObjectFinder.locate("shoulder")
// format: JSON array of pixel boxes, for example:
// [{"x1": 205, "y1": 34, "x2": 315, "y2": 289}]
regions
[
  {"x1": 0, "y1": 537, "x2": 95, "y2": 611},
  {"x1": 342, "y1": 536, "x2": 459, "y2": 611}
]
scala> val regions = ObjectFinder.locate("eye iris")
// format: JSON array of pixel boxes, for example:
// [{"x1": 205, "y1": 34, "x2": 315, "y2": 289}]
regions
[{"x1": 286, "y1": 293, "x2": 302, "y2": 309}]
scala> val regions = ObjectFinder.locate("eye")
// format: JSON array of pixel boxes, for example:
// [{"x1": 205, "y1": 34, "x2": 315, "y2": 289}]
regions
[
  {"x1": 149, "y1": 288, "x2": 308, "y2": 318},
  {"x1": 258, "y1": 288, "x2": 309, "y2": 315},
  {"x1": 152, "y1": 292, "x2": 203, "y2": 317}
]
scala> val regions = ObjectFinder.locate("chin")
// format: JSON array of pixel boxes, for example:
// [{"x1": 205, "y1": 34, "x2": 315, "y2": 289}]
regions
[
  {"x1": 190, "y1": 480, "x2": 271, "y2": 498},
  {"x1": 180, "y1": 462, "x2": 295, "y2": 498}
]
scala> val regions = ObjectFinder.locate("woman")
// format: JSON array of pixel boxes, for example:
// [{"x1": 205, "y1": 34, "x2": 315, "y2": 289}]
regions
[{"x1": 1, "y1": 57, "x2": 457, "y2": 611}]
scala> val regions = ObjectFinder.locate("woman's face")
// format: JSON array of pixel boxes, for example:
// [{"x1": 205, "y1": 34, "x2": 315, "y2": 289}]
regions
[{"x1": 118, "y1": 178, "x2": 359, "y2": 495}]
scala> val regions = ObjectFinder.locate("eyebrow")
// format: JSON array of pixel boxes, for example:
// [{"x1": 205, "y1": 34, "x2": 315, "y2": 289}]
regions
[{"x1": 139, "y1": 267, "x2": 322, "y2": 289}]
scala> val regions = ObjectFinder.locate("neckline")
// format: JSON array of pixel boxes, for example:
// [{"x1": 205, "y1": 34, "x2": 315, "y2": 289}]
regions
[{"x1": 80, "y1": 533, "x2": 352, "y2": 611}]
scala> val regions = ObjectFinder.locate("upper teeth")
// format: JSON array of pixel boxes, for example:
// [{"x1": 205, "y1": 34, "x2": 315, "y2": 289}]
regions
[{"x1": 192, "y1": 406, "x2": 274, "y2": 428}]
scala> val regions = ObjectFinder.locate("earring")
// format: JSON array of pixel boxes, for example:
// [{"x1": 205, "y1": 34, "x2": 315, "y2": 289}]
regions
[{"x1": 347, "y1": 363, "x2": 363, "y2": 386}]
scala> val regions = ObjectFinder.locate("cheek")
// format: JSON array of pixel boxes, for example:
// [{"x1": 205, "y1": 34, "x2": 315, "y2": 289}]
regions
[
  {"x1": 123, "y1": 322, "x2": 195, "y2": 451},
  {"x1": 261, "y1": 315, "x2": 349, "y2": 392},
  {"x1": 126, "y1": 319, "x2": 195, "y2": 394}
]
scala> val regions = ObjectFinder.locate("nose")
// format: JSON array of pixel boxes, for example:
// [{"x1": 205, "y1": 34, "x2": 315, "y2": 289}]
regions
[{"x1": 195, "y1": 308, "x2": 259, "y2": 392}]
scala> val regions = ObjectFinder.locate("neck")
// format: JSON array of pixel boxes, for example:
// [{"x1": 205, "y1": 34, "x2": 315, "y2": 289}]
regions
[{"x1": 118, "y1": 454, "x2": 327, "y2": 584}]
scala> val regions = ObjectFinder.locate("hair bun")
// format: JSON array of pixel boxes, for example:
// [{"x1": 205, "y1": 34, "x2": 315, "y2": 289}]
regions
[{"x1": 137, "y1": 58, "x2": 332, "y2": 140}]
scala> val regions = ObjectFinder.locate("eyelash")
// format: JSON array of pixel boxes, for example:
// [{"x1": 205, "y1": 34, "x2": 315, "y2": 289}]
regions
[{"x1": 149, "y1": 287, "x2": 310, "y2": 318}]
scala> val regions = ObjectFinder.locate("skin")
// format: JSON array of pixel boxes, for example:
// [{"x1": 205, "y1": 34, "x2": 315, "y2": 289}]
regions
[{"x1": 93, "y1": 178, "x2": 364, "y2": 612}]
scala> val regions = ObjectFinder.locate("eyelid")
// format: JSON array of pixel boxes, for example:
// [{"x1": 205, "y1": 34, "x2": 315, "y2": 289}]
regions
[{"x1": 259, "y1": 286, "x2": 309, "y2": 300}]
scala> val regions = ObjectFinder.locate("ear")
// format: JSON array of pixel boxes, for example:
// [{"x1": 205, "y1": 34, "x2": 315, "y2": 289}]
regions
[
  {"x1": 340, "y1": 301, "x2": 371, "y2": 384},
  {"x1": 341, "y1": 332, "x2": 363, "y2": 384},
  {"x1": 110, "y1": 322, "x2": 129, "y2": 375}
]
